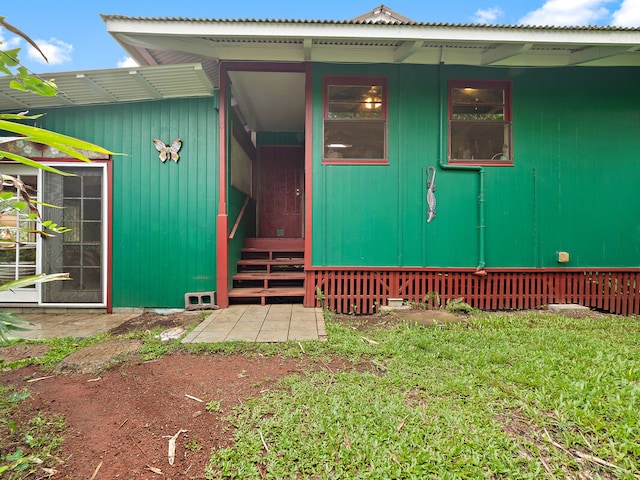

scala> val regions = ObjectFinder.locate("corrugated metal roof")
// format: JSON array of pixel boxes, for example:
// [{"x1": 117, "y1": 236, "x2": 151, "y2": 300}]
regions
[
  {"x1": 100, "y1": 14, "x2": 640, "y2": 31},
  {"x1": 0, "y1": 63, "x2": 214, "y2": 112}
]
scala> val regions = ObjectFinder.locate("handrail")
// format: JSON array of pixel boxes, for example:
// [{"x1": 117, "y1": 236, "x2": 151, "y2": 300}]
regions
[{"x1": 228, "y1": 194, "x2": 250, "y2": 240}]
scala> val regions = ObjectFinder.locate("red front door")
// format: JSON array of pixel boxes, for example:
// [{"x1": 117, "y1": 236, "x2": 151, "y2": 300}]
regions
[{"x1": 257, "y1": 145, "x2": 304, "y2": 238}]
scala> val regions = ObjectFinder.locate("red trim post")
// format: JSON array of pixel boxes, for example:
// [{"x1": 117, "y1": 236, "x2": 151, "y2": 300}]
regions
[
  {"x1": 304, "y1": 62, "x2": 314, "y2": 306},
  {"x1": 216, "y1": 64, "x2": 230, "y2": 308}
]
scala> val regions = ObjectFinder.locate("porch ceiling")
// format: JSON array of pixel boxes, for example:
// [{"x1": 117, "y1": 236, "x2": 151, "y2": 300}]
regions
[{"x1": 0, "y1": 63, "x2": 214, "y2": 112}]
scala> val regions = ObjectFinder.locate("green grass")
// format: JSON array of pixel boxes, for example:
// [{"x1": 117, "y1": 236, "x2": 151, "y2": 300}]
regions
[
  {"x1": 206, "y1": 311, "x2": 640, "y2": 479},
  {"x1": 0, "y1": 385, "x2": 66, "y2": 479},
  {"x1": 0, "y1": 334, "x2": 110, "y2": 371}
]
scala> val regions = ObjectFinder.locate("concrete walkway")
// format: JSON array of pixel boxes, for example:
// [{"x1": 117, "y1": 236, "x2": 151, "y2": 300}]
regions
[
  {"x1": 182, "y1": 304, "x2": 326, "y2": 343},
  {"x1": 11, "y1": 312, "x2": 139, "y2": 340}
]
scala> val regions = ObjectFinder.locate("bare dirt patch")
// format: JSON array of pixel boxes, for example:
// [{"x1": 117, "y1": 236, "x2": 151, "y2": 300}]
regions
[
  {"x1": 1, "y1": 352, "x2": 356, "y2": 479},
  {"x1": 107, "y1": 311, "x2": 204, "y2": 336},
  {"x1": 54, "y1": 339, "x2": 144, "y2": 375},
  {"x1": 331, "y1": 309, "x2": 465, "y2": 331},
  {"x1": 0, "y1": 343, "x2": 50, "y2": 364}
]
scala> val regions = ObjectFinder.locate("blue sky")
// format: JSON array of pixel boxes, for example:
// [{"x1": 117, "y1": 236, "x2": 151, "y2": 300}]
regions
[{"x1": 1, "y1": 0, "x2": 639, "y2": 73}]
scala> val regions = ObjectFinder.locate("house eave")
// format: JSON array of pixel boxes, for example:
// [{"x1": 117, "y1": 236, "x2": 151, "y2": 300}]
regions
[{"x1": 102, "y1": 16, "x2": 640, "y2": 69}]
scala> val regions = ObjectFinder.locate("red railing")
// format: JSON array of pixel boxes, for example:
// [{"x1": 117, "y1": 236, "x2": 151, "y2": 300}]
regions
[
  {"x1": 306, "y1": 269, "x2": 640, "y2": 316},
  {"x1": 228, "y1": 195, "x2": 251, "y2": 240}
]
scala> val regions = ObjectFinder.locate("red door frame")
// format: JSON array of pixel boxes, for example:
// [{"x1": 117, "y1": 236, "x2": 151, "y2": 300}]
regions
[{"x1": 216, "y1": 61, "x2": 311, "y2": 308}]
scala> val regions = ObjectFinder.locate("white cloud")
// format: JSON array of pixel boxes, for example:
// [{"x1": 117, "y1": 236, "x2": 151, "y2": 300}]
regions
[
  {"x1": 611, "y1": 0, "x2": 640, "y2": 25},
  {"x1": 26, "y1": 38, "x2": 73, "y2": 65},
  {"x1": 474, "y1": 7, "x2": 504, "y2": 24},
  {"x1": 0, "y1": 30, "x2": 22, "y2": 50},
  {"x1": 117, "y1": 56, "x2": 138, "y2": 68},
  {"x1": 519, "y1": 0, "x2": 614, "y2": 26}
]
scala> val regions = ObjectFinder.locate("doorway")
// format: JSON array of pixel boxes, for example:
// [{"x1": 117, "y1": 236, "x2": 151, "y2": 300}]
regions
[
  {"x1": 257, "y1": 145, "x2": 304, "y2": 238},
  {"x1": 0, "y1": 163, "x2": 108, "y2": 306},
  {"x1": 218, "y1": 65, "x2": 308, "y2": 307}
]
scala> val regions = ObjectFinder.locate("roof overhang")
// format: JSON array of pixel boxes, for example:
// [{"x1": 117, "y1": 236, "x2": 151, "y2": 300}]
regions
[
  {"x1": 0, "y1": 63, "x2": 214, "y2": 112},
  {"x1": 102, "y1": 15, "x2": 640, "y2": 74}
]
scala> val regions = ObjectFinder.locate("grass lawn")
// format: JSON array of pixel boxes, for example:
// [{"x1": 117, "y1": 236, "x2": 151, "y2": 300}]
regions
[{"x1": 207, "y1": 311, "x2": 640, "y2": 479}]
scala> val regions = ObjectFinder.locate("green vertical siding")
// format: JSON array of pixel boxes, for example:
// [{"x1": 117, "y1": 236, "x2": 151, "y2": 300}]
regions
[
  {"x1": 312, "y1": 63, "x2": 640, "y2": 269},
  {"x1": 40, "y1": 97, "x2": 218, "y2": 308},
  {"x1": 514, "y1": 67, "x2": 640, "y2": 267}
]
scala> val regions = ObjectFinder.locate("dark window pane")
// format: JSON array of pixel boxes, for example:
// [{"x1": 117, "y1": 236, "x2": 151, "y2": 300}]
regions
[
  {"x1": 63, "y1": 245, "x2": 82, "y2": 266},
  {"x1": 63, "y1": 176, "x2": 82, "y2": 197},
  {"x1": 83, "y1": 222, "x2": 101, "y2": 242},
  {"x1": 64, "y1": 200, "x2": 81, "y2": 222},
  {"x1": 324, "y1": 120, "x2": 386, "y2": 160},
  {"x1": 64, "y1": 222, "x2": 82, "y2": 243},
  {"x1": 83, "y1": 199, "x2": 101, "y2": 221},
  {"x1": 22, "y1": 175, "x2": 37, "y2": 196},
  {"x1": 327, "y1": 85, "x2": 384, "y2": 119},
  {"x1": 83, "y1": 246, "x2": 101, "y2": 266},
  {"x1": 0, "y1": 266, "x2": 15, "y2": 283},
  {"x1": 450, "y1": 122, "x2": 511, "y2": 161},
  {"x1": 0, "y1": 250, "x2": 16, "y2": 262},
  {"x1": 82, "y1": 267, "x2": 101, "y2": 290},
  {"x1": 83, "y1": 176, "x2": 102, "y2": 197},
  {"x1": 63, "y1": 268, "x2": 81, "y2": 291},
  {"x1": 452, "y1": 87, "x2": 504, "y2": 104},
  {"x1": 19, "y1": 246, "x2": 36, "y2": 263}
]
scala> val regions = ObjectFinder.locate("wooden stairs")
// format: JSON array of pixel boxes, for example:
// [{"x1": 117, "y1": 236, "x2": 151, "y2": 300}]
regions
[{"x1": 229, "y1": 238, "x2": 305, "y2": 305}]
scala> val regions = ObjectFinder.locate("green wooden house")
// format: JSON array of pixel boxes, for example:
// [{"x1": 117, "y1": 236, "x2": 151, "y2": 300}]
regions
[{"x1": 1, "y1": 6, "x2": 639, "y2": 314}]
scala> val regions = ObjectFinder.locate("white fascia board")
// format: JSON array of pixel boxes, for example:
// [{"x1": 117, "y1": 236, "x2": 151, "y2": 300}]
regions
[{"x1": 105, "y1": 18, "x2": 640, "y2": 47}]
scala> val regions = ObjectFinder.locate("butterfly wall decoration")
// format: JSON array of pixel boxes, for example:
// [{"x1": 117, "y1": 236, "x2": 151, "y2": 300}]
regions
[{"x1": 153, "y1": 138, "x2": 182, "y2": 163}]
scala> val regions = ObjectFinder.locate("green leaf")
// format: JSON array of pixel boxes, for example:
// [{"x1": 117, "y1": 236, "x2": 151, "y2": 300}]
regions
[
  {"x1": 0, "y1": 113, "x2": 43, "y2": 120},
  {"x1": 8, "y1": 80, "x2": 27, "y2": 92},
  {"x1": 22, "y1": 77, "x2": 57, "y2": 96},
  {"x1": 6, "y1": 449, "x2": 24, "y2": 461},
  {"x1": 0, "y1": 49, "x2": 20, "y2": 67},
  {"x1": 0, "y1": 119, "x2": 116, "y2": 155},
  {"x1": 0, "y1": 273, "x2": 70, "y2": 292},
  {"x1": 0, "y1": 150, "x2": 74, "y2": 175},
  {"x1": 16, "y1": 66, "x2": 29, "y2": 79}
]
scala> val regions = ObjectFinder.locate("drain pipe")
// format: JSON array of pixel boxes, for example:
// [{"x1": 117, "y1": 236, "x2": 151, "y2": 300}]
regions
[
  {"x1": 436, "y1": 61, "x2": 486, "y2": 275},
  {"x1": 437, "y1": 161, "x2": 486, "y2": 275}
]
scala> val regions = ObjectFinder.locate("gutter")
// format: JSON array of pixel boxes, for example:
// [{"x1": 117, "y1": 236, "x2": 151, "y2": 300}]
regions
[{"x1": 436, "y1": 61, "x2": 487, "y2": 275}]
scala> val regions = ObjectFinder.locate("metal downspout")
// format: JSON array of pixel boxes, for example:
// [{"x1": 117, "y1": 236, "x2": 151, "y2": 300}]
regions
[{"x1": 436, "y1": 61, "x2": 487, "y2": 275}]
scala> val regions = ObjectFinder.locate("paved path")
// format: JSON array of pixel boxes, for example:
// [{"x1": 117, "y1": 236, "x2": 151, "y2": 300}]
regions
[
  {"x1": 12, "y1": 313, "x2": 139, "y2": 340},
  {"x1": 182, "y1": 304, "x2": 326, "y2": 343}
]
